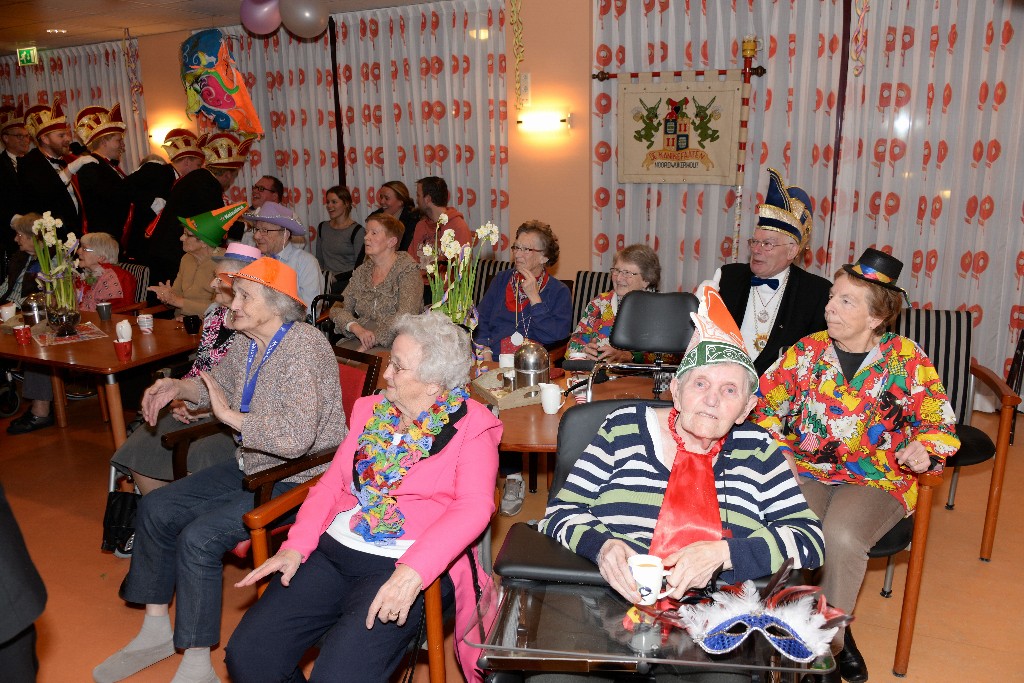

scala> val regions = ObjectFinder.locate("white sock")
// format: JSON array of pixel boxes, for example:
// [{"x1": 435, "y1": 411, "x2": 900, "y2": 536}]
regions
[
  {"x1": 171, "y1": 647, "x2": 218, "y2": 683},
  {"x1": 125, "y1": 613, "x2": 173, "y2": 652}
]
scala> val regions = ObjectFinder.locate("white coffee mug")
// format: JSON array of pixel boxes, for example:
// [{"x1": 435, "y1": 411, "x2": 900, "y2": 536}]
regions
[
  {"x1": 627, "y1": 554, "x2": 671, "y2": 606},
  {"x1": 538, "y1": 383, "x2": 565, "y2": 415},
  {"x1": 0, "y1": 302, "x2": 16, "y2": 322},
  {"x1": 498, "y1": 353, "x2": 515, "y2": 368}
]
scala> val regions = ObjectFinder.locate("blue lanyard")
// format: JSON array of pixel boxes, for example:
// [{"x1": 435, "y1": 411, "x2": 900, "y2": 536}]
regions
[{"x1": 239, "y1": 322, "x2": 293, "y2": 413}]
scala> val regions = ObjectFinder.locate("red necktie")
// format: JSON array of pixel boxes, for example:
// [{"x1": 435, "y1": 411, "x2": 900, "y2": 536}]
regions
[{"x1": 648, "y1": 409, "x2": 725, "y2": 559}]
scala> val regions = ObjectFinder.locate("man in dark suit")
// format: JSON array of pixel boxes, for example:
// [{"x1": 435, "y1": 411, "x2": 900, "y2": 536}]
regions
[
  {"x1": 137, "y1": 130, "x2": 251, "y2": 290},
  {"x1": 0, "y1": 106, "x2": 32, "y2": 278},
  {"x1": 122, "y1": 129, "x2": 203, "y2": 261},
  {"x1": 717, "y1": 168, "x2": 831, "y2": 376},
  {"x1": 0, "y1": 483, "x2": 47, "y2": 682},
  {"x1": 18, "y1": 103, "x2": 86, "y2": 240},
  {"x1": 74, "y1": 103, "x2": 131, "y2": 239}
]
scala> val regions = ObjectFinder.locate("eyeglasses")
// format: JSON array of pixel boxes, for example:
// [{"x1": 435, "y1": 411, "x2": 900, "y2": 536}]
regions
[
  {"x1": 80, "y1": 247, "x2": 96, "y2": 253},
  {"x1": 2, "y1": 132, "x2": 30, "y2": 140},
  {"x1": 251, "y1": 185, "x2": 274, "y2": 194},
  {"x1": 245, "y1": 225, "x2": 284, "y2": 236},
  {"x1": 511, "y1": 244, "x2": 544, "y2": 254},
  {"x1": 610, "y1": 267, "x2": 642, "y2": 278},
  {"x1": 747, "y1": 238, "x2": 785, "y2": 252},
  {"x1": 387, "y1": 357, "x2": 410, "y2": 374}
]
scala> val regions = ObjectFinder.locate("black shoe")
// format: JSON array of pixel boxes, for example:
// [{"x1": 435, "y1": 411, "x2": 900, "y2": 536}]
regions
[
  {"x1": 801, "y1": 668, "x2": 841, "y2": 683},
  {"x1": 837, "y1": 628, "x2": 869, "y2": 682},
  {"x1": 6, "y1": 409, "x2": 55, "y2": 435}
]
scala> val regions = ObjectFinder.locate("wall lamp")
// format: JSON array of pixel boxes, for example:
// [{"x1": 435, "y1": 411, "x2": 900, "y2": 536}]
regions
[{"x1": 516, "y1": 112, "x2": 572, "y2": 133}]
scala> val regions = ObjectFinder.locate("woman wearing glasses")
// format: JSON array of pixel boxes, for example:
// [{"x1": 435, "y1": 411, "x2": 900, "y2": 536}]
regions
[
  {"x1": 567, "y1": 244, "x2": 660, "y2": 363},
  {"x1": 475, "y1": 220, "x2": 572, "y2": 516}
]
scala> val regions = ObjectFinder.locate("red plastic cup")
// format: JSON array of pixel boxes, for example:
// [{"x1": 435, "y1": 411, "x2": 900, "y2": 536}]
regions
[
  {"x1": 13, "y1": 324, "x2": 31, "y2": 345},
  {"x1": 113, "y1": 339, "x2": 133, "y2": 362}
]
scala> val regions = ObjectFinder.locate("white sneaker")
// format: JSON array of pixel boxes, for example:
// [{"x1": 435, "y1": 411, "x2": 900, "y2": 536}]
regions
[{"x1": 500, "y1": 477, "x2": 525, "y2": 517}]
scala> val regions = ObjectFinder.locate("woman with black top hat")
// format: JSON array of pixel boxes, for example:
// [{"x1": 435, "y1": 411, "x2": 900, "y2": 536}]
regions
[{"x1": 752, "y1": 249, "x2": 960, "y2": 683}]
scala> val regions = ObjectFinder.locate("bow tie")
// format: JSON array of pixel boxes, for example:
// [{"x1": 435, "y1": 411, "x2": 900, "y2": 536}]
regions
[
  {"x1": 47, "y1": 156, "x2": 68, "y2": 169},
  {"x1": 750, "y1": 276, "x2": 780, "y2": 290}
]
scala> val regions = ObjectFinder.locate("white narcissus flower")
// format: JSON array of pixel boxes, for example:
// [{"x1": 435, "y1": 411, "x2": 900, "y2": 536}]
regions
[
  {"x1": 422, "y1": 244, "x2": 434, "y2": 257},
  {"x1": 437, "y1": 213, "x2": 449, "y2": 226},
  {"x1": 425, "y1": 263, "x2": 436, "y2": 275},
  {"x1": 43, "y1": 232, "x2": 57, "y2": 247},
  {"x1": 53, "y1": 217, "x2": 63, "y2": 229},
  {"x1": 442, "y1": 240, "x2": 460, "y2": 260},
  {"x1": 461, "y1": 244, "x2": 472, "y2": 261}
]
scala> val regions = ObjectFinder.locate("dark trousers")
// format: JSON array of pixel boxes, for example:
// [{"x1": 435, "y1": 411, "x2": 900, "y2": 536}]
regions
[
  {"x1": 124, "y1": 459, "x2": 296, "y2": 649},
  {"x1": 0, "y1": 624, "x2": 39, "y2": 683},
  {"x1": 226, "y1": 534, "x2": 454, "y2": 683}
]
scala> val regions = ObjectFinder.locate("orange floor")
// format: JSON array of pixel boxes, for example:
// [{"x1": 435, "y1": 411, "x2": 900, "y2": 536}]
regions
[{"x1": 2, "y1": 399, "x2": 1022, "y2": 682}]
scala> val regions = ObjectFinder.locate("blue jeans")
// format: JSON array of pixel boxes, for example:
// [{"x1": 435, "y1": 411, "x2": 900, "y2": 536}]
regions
[
  {"x1": 226, "y1": 534, "x2": 454, "y2": 683},
  {"x1": 123, "y1": 458, "x2": 296, "y2": 649}
]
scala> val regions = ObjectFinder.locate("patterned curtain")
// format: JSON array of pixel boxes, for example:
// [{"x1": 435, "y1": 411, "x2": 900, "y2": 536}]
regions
[
  {"x1": 218, "y1": 0, "x2": 508, "y2": 253},
  {"x1": 0, "y1": 39, "x2": 149, "y2": 171},
  {"x1": 594, "y1": 0, "x2": 1024, "y2": 387}
]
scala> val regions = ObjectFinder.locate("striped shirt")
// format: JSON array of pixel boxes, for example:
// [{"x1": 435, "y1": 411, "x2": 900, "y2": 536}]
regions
[{"x1": 539, "y1": 404, "x2": 824, "y2": 584}]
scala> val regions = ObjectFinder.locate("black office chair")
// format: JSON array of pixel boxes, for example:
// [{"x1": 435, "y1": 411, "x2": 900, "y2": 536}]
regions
[{"x1": 578, "y1": 290, "x2": 697, "y2": 400}]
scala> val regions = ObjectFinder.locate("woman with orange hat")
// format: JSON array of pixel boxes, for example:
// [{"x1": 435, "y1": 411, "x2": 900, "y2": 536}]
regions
[{"x1": 93, "y1": 257, "x2": 345, "y2": 683}]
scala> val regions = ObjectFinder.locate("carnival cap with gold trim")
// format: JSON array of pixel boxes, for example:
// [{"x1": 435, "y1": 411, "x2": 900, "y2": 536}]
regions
[
  {"x1": 756, "y1": 168, "x2": 812, "y2": 248},
  {"x1": 0, "y1": 104, "x2": 26, "y2": 136},
  {"x1": 842, "y1": 248, "x2": 908, "y2": 298},
  {"x1": 178, "y1": 201, "x2": 248, "y2": 248},
  {"x1": 226, "y1": 256, "x2": 304, "y2": 307},
  {"x1": 162, "y1": 128, "x2": 204, "y2": 162},
  {"x1": 676, "y1": 280, "x2": 758, "y2": 391},
  {"x1": 25, "y1": 102, "x2": 67, "y2": 141},
  {"x1": 199, "y1": 131, "x2": 254, "y2": 170},
  {"x1": 74, "y1": 103, "x2": 126, "y2": 147}
]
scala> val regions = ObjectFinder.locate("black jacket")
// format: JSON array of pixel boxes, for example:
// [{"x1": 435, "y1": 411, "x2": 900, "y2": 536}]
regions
[
  {"x1": 17, "y1": 148, "x2": 80, "y2": 238},
  {"x1": 123, "y1": 161, "x2": 176, "y2": 260},
  {"x1": 76, "y1": 154, "x2": 130, "y2": 239},
  {"x1": 0, "y1": 483, "x2": 47, "y2": 644},
  {"x1": 719, "y1": 262, "x2": 831, "y2": 376}
]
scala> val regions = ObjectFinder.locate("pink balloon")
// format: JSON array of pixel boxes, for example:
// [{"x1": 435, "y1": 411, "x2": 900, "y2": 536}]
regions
[{"x1": 240, "y1": 0, "x2": 282, "y2": 36}]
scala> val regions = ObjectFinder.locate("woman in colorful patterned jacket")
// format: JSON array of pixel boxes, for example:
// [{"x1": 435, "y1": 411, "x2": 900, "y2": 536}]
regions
[
  {"x1": 567, "y1": 244, "x2": 660, "y2": 363},
  {"x1": 227, "y1": 312, "x2": 501, "y2": 683},
  {"x1": 752, "y1": 249, "x2": 959, "y2": 683}
]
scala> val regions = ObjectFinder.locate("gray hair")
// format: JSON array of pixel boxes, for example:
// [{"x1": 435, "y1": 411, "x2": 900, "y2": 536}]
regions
[
  {"x1": 258, "y1": 284, "x2": 307, "y2": 323},
  {"x1": 615, "y1": 244, "x2": 661, "y2": 290},
  {"x1": 13, "y1": 213, "x2": 41, "y2": 237},
  {"x1": 81, "y1": 232, "x2": 119, "y2": 264},
  {"x1": 392, "y1": 312, "x2": 472, "y2": 389},
  {"x1": 214, "y1": 258, "x2": 251, "y2": 274}
]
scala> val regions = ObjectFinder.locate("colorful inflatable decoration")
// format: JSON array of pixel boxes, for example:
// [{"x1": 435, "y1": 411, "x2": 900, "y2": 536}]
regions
[{"x1": 181, "y1": 29, "x2": 263, "y2": 136}]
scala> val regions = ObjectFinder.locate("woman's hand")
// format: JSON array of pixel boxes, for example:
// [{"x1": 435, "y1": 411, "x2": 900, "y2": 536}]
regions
[
  {"x1": 235, "y1": 549, "x2": 303, "y2": 588},
  {"x1": 351, "y1": 323, "x2": 377, "y2": 351},
  {"x1": 597, "y1": 539, "x2": 640, "y2": 603},
  {"x1": 663, "y1": 541, "x2": 731, "y2": 597},
  {"x1": 199, "y1": 371, "x2": 243, "y2": 431},
  {"x1": 897, "y1": 441, "x2": 932, "y2": 474},
  {"x1": 516, "y1": 266, "x2": 543, "y2": 305},
  {"x1": 366, "y1": 564, "x2": 423, "y2": 628},
  {"x1": 147, "y1": 281, "x2": 182, "y2": 308},
  {"x1": 141, "y1": 378, "x2": 180, "y2": 426}
]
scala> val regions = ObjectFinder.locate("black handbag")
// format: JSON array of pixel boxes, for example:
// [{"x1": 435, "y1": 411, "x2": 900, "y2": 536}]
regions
[{"x1": 101, "y1": 490, "x2": 140, "y2": 552}]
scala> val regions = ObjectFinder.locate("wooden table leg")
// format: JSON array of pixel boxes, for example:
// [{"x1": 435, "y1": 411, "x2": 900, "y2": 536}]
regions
[
  {"x1": 102, "y1": 375, "x2": 128, "y2": 449},
  {"x1": 50, "y1": 374, "x2": 68, "y2": 428},
  {"x1": 97, "y1": 380, "x2": 109, "y2": 423}
]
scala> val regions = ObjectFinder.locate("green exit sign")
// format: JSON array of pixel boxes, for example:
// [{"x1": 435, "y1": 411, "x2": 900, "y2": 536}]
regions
[{"x1": 17, "y1": 47, "x2": 38, "y2": 66}]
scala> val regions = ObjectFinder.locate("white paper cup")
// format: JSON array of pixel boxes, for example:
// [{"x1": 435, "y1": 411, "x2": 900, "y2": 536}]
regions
[
  {"x1": 0, "y1": 302, "x2": 16, "y2": 321},
  {"x1": 627, "y1": 554, "x2": 670, "y2": 606},
  {"x1": 538, "y1": 383, "x2": 565, "y2": 415},
  {"x1": 137, "y1": 314, "x2": 154, "y2": 334},
  {"x1": 498, "y1": 353, "x2": 515, "y2": 368}
]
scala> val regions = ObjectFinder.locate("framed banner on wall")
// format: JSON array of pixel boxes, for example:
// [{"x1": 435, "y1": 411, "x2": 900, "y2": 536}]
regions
[{"x1": 617, "y1": 71, "x2": 742, "y2": 185}]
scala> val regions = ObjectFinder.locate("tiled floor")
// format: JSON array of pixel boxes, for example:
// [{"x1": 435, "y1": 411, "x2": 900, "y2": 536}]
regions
[{"x1": 2, "y1": 400, "x2": 1021, "y2": 682}]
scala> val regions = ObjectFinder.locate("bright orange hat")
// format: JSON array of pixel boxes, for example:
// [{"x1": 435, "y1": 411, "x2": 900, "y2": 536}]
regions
[{"x1": 228, "y1": 257, "x2": 304, "y2": 307}]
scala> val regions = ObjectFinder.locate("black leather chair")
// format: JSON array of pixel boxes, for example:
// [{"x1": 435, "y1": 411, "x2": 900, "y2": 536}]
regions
[{"x1": 579, "y1": 290, "x2": 697, "y2": 400}]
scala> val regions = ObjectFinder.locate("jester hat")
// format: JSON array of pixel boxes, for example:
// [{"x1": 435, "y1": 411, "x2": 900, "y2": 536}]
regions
[
  {"x1": 178, "y1": 201, "x2": 248, "y2": 248},
  {"x1": 756, "y1": 168, "x2": 813, "y2": 248},
  {"x1": 676, "y1": 281, "x2": 758, "y2": 391}
]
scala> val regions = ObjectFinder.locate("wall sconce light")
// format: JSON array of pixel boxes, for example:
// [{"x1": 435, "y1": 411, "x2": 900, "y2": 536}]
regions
[{"x1": 516, "y1": 112, "x2": 572, "y2": 133}]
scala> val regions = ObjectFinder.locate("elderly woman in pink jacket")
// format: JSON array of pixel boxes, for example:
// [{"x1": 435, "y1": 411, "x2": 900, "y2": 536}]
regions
[{"x1": 227, "y1": 312, "x2": 501, "y2": 683}]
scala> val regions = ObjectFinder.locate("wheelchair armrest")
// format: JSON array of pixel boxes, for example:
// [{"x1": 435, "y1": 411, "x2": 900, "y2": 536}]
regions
[
  {"x1": 493, "y1": 522, "x2": 606, "y2": 585},
  {"x1": 161, "y1": 420, "x2": 230, "y2": 480}
]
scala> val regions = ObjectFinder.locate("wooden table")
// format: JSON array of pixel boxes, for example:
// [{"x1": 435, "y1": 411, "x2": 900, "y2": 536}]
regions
[
  {"x1": 0, "y1": 312, "x2": 198, "y2": 448},
  {"x1": 473, "y1": 366, "x2": 662, "y2": 490}
]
